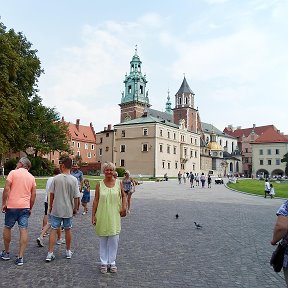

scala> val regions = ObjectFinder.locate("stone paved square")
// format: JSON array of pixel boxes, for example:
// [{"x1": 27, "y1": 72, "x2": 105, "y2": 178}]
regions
[{"x1": 0, "y1": 180, "x2": 286, "y2": 287}]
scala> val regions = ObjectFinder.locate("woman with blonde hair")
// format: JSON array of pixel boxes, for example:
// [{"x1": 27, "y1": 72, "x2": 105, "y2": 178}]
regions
[
  {"x1": 122, "y1": 170, "x2": 135, "y2": 213},
  {"x1": 92, "y1": 163, "x2": 126, "y2": 273}
]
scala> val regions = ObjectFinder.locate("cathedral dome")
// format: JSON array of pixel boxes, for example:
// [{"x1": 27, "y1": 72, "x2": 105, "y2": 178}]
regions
[{"x1": 207, "y1": 142, "x2": 223, "y2": 151}]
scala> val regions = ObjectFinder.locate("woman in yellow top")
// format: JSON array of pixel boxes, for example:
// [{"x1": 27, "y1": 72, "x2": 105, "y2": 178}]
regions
[{"x1": 92, "y1": 162, "x2": 126, "y2": 274}]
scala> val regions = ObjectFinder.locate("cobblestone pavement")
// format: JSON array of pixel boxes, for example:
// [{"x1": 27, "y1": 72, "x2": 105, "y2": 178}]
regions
[{"x1": 0, "y1": 179, "x2": 286, "y2": 288}]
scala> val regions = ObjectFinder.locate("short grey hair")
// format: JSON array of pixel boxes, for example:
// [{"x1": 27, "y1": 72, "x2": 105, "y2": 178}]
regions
[
  {"x1": 19, "y1": 157, "x2": 31, "y2": 169},
  {"x1": 102, "y1": 162, "x2": 115, "y2": 173}
]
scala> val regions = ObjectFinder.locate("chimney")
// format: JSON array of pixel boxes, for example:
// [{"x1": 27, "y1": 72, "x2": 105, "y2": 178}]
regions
[
  {"x1": 76, "y1": 119, "x2": 80, "y2": 130},
  {"x1": 108, "y1": 124, "x2": 112, "y2": 130},
  {"x1": 61, "y1": 116, "x2": 65, "y2": 122},
  {"x1": 253, "y1": 124, "x2": 256, "y2": 129},
  {"x1": 104, "y1": 127, "x2": 107, "y2": 131}
]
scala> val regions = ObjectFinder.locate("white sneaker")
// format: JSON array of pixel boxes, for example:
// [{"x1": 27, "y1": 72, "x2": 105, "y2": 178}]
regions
[
  {"x1": 66, "y1": 250, "x2": 73, "y2": 259},
  {"x1": 82, "y1": 211, "x2": 86, "y2": 215},
  {"x1": 56, "y1": 238, "x2": 66, "y2": 245}
]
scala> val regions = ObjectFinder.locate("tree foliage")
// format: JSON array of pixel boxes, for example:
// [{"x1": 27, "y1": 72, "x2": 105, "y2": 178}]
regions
[
  {"x1": 0, "y1": 21, "x2": 70, "y2": 160},
  {"x1": 281, "y1": 153, "x2": 288, "y2": 175}
]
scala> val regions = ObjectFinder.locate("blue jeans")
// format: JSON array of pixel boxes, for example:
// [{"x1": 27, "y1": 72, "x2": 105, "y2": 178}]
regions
[
  {"x1": 4, "y1": 208, "x2": 30, "y2": 229},
  {"x1": 50, "y1": 215, "x2": 73, "y2": 230}
]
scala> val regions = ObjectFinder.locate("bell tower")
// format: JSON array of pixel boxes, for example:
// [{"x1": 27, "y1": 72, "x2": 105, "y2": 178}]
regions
[
  {"x1": 173, "y1": 77, "x2": 201, "y2": 133},
  {"x1": 119, "y1": 46, "x2": 150, "y2": 122}
]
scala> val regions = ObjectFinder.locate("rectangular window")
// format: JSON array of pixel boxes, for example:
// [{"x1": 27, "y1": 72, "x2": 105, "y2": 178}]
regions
[
  {"x1": 77, "y1": 151, "x2": 80, "y2": 157},
  {"x1": 259, "y1": 149, "x2": 263, "y2": 155},
  {"x1": 162, "y1": 161, "x2": 165, "y2": 169},
  {"x1": 194, "y1": 139, "x2": 197, "y2": 145},
  {"x1": 142, "y1": 143, "x2": 148, "y2": 152},
  {"x1": 160, "y1": 129, "x2": 163, "y2": 137},
  {"x1": 195, "y1": 151, "x2": 197, "y2": 158},
  {"x1": 100, "y1": 138, "x2": 103, "y2": 143},
  {"x1": 168, "y1": 162, "x2": 171, "y2": 169},
  {"x1": 167, "y1": 145, "x2": 171, "y2": 154},
  {"x1": 190, "y1": 150, "x2": 193, "y2": 158},
  {"x1": 143, "y1": 128, "x2": 148, "y2": 136},
  {"x1": 77, "y1": 142, "x2": 80, "y2": 148},
  {"x1": 91, "y1": 144, "x2": 95, "y2": 150},
  {"x1": 175, "y1": 162, "x2": 178, "y2": 169},
  {"x1": 120, "y1": 159, "x2": 125, "y2": 167},
  {"x1": 245, "y1": 148, "x2": 248, "y2": 153},
  {"x1": 106, "y1": 133, "x2": 109, "y2": 137},
  {"x1": 160, "y1": 144, "x2": 163, "y2": 152},
  {"x1": 260, "y1": 159, "x2": 263, "y2": 165},
  {"x1": 276, "y1": 159, "x2": 281, "y2": 165},
  {"x1": 99, "y1": 148, "x2": 102, "y2": 156},
  {"x1": 120, "y1": 145, "x2": 126, "y2": 152},
  {"x1": 268, "y1": 159, "x2": 272, "y2": 165},
  {"x1": 167, "y1": 131, "x2": 170, "y2": 139},
  {"x1": 174, "y1": 133, "x2": 176, "y2": 140},
  {"x1": 128, "y1": 85, "x2": 132, "y2": 93},
  {"x1": 184, "y1": 148, "x2": 187, "y2": 157},
  {"x1": 72, "y1": 141, "x2": 75, "y2": 147},
  {"x1": 173, "y1": 146, "x2": 177, "y2": 154},
  {"x1": 85, "y1": 143, "x2": 88, "y2": 150},
  {"x1": 121, "y1": 130, "x2": 126, "y2": 137},
  {"x1": 87, "y1": 152, "x2": 92, "y2": 158},
  {"x1": 267, "y1": 149, "x2": 271, "y2": 155},
  {"x1": 276, "y1": 149, "x2": 279, "y2": 155}
]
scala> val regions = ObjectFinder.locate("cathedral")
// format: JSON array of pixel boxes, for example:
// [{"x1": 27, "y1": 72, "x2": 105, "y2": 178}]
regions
[{"x1": 96, "y1": 49, "x2": 241, "y2": 177}]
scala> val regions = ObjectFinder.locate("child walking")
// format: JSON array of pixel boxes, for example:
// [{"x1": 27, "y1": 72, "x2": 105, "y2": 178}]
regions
[
  {"x1": 81, "y1": 179, "x2": 90, "y2": 215},
  {"x1": 269, "y1": 184, "x2": 275, "y2": 198}
]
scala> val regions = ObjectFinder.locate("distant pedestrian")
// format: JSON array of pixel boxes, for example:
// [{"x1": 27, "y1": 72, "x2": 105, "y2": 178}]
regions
[
  {"x1": 122, "y1": 170, "x2": 135, "y2": 213},
  {"x1": 264, "y1": 179, "x2": 271, "y2": 198},
  {"x1": 81, "y1": 179, "x2": 90, "y2": 215},
  {"x1": 195, "y1": 173, "x2": 200, "y2": 186},
  {"x1": 189, "y1": 172, "x2": 194, "y2": 188},
  {"x1": 200, "y1": 173, "x2": 206, "y2": 188},
  {"x1": 71, "y1": 163, "x2": 83, "y2": 212},
  {"x1": 178, "y1": 171, "x2": 182, "y2": 184},
  {"x1": 45, "y1": 156, "x2": 80, "y2": 262},
  {"x1": 92, "y1": 162, "x2": 127, "y2": 274},
  {"x1": 0, "y1": 157, "x2": 36, "y2": 266},
  {"x1": 269, "y1": 184, "x2": 275, "y2": 198},
  {"x1": 183, "y1": 173, "x2": 186, "y2": 183},
  {"x1": 207, "y1": 175, "x2": 212, "y2": 188}
]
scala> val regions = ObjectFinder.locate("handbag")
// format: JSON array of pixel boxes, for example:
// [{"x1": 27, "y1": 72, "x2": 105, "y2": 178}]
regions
[{"x1": 270, "y1": 242, "x2": 286, "y2": 272}]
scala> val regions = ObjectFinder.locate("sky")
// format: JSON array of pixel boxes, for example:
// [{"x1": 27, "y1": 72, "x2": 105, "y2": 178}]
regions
[{"x1": 1, "y1": 0, "x2": 287, "y2": 134}]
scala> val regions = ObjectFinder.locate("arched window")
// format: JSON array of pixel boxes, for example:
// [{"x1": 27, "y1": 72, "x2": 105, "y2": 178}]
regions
[{"x1": 178, "y1": 97, "x2": 182, "y2": 105}]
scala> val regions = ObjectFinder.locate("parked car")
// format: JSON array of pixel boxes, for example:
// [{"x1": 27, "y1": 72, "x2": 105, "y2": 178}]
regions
[{"x1": 215, "y1": 177, "x2": 224, "y2": 184}]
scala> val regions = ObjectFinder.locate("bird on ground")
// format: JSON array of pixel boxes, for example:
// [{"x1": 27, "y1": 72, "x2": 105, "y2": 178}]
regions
[
  {"x1": 175, "y1": 214, "x2": 179, "y2": 219},
  {"x1": 194, "y1": 222, "x2": 202, "y2": 229}
]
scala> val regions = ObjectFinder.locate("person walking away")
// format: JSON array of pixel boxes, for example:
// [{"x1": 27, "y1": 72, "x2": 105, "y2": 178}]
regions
[
  {"x1": 92, "y1": 162, "x2": 127, "y2": 273},
  {"x1": 183, "y1": 173, "x2": 186, "y2": 183},
  {"x1": 269, "y1": 184, "x2": 275, "y2": 198},
  {"x1": 207, "y1": 175, "x2": 212, "y2": 188},
  {"x1": 195, "y1": 173, "x2": 200, "y2": 186},
  {"x1": 71, "y1": 163, "x2": 83, "y2": 212},
  {"x1": 264, "y1": 179, "x2": 271, "y2": 198},
  {"x1": 271, "y1": 200, "x2": 288, "y2": 286},
  {"x1": 200, "y1": 173, "x2": 206, "y2": 188},
  {"x1": 45, "y1": 156, "x2": 80, "y2": 262},
  {"x1": 81, "y1": 179, "x2": 90, "y2": 215},
  {"x1": 178, "y1": 171, "x2": 182, "y2": 184},
  {"x1": 189, "y1": 172, "x2": 194, "y2": 188},
  {"x1": 122, "y1": 170, "x2": 135, "y2": 213},
  {"x1": 0, "y1": 157, "x2": 36, "y2": 265},
  {"x1": 36, "y1": 168, "x2": 64, "y2": 247}
]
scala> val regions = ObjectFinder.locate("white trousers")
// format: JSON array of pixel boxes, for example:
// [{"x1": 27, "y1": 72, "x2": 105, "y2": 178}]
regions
[{"x1": 99, "y1": 235, "x2": 119, "y2": 265}]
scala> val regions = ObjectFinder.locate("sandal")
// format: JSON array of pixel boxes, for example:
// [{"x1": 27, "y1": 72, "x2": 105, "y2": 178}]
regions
[
  {"x1": 110, "y1": 265, "x2": 117, "y2": 273},
  {"x1": 100, "y1": 265, "x2": 107, "y2": 274}
]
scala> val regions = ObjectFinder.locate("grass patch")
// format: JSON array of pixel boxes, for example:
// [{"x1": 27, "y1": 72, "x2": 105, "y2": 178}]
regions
[{"x1": 227, "y1": 179, "x2": 288, "y2": 198}]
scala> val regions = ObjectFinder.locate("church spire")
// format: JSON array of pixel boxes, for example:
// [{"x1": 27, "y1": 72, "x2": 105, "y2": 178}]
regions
[{"x1": 165, "y1": 89, "x2": 172, "y2": 114}]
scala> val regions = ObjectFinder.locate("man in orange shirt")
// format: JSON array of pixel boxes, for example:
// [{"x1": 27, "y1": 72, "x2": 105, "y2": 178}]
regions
[{"x1": 0, "y1": 157, "x2": 36, "y2": 266}]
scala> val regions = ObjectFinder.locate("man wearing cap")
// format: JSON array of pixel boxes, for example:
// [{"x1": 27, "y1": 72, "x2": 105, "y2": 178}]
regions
[
  {"x1": 71, "y1": 163, "x2": 83, "y2": 212},
  {"x1": 0, "y1": 157, "x2": 36, "y2": 266}
]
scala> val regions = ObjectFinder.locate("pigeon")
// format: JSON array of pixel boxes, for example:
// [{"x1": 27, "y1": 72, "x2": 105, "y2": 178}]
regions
[
  {"x1": 175, "y1": 214, "x2": 179, "y2": 219},
  {"x1": 194, "y1": 222, "x2": 202, "y2": 229}
]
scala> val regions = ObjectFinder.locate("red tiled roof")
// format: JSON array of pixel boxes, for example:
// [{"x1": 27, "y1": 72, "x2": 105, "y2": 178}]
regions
[
  {"x1": 223, "y1": 125, "x2": 275, "y2": 138},
  {"x1": 253, "y1": 126, "x2": 288, "y2": 143},
  {"x1": 67, "y1": 121, "x2": 96, "y2": 142}
]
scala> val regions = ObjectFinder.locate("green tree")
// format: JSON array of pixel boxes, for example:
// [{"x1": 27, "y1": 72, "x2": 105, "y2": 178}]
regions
[
  {"x1": 281, "y1": 153, "x2": 288, "y2": 175},
  {"x1": 0, "y1": 21, "x2": 70, "y2": 160}
]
